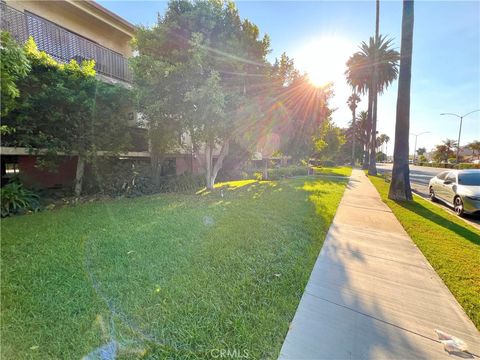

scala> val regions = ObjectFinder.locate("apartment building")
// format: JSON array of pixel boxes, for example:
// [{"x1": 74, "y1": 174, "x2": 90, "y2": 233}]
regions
[
  {"x1": 1, "y1": 0, "x2": 204, "y2": 188},
  {"x1": 2, "y1": 0, "x2": 134, "y2": 84}
]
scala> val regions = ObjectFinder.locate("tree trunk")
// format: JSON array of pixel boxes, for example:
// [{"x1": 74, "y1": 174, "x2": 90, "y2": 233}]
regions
[
  {"x1": 205, "y1": 143, "x2": 213, "y2": 190},
  {"x1": 150, "y1": 153, "x2": 163, "y2": 186},
  {"x1": 210, "y1": 139, "x2": 229, "y2": 186},
  {"x1": 388, "y1": 0, "x2": 414, "y2": 201},
  {"x1": 368, "y1": 94, "x2": 378, "y2": 175},
  {"x1": 362, "y1": 88, "x2": 373, "y2": 170},
  {"x1": 351, "y1": 107, "x2": 356, "y2": 167},
  {"x1": 74, "y1": 155, "x2": 85, "y2": 197},
  {"x1": 205, "y1": 140, "x2": 230, "y2": 190},
  {"x1": 368, "y1": 0, "x2": 380, "y2": 176}
]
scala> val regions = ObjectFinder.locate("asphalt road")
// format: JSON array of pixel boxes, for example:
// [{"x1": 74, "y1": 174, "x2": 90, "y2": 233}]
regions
[{"x1": 375, "y1": 163, "x2": 480, "y2": 228}]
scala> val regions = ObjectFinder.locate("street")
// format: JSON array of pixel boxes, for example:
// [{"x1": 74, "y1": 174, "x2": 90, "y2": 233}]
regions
[{"x1": 376, "y1": 163, "x2": 480, "y2": 228}]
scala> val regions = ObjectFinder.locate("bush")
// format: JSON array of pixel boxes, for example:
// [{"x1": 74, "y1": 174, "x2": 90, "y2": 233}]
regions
[
  {"x1": 251, "y1": 166, "x2": 308, "y2": 180},
  {"x1": 456, "y1": 163, "x2": 480, "y2": 169},
  {"x1": 1, "y1": 182, "x2": 40, "y2": 217},
  {"x1": 83, "y1": 158, "x2": 153, "y2": 196},
  {"x1": 83, "y1": 158, "x2": 205, "y2": 197},
  {"x1": 418, "y1": 162, "x2": 480, "y2": 170},
  {"x1": 320, "y1": 160, "x2": 336, "y2": 167},
  {"x1": 157, "y1": 174, "x2": 205, "y2": 193}
]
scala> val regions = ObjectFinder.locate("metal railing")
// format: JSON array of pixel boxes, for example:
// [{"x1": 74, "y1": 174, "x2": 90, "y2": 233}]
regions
[{"x1": 1, "y1": 2, "x2": 132, "y2": 83}]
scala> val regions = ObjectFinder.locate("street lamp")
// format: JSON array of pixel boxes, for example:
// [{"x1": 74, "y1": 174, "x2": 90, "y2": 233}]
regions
[
  {"x1": 440, "y1": 110, "x2": 480, "y2": 163},
  {"x1": 410, "y1": 131, "x2": 430, "y2": 165}
]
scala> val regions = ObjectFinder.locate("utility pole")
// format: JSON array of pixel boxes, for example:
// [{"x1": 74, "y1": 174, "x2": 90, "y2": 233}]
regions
[
  {"x1": 440, "y1": 110, "x2": 480, "y2": 163},
  {"x1": 410, "y1": 131, "x2": 430, "y2": 164}
]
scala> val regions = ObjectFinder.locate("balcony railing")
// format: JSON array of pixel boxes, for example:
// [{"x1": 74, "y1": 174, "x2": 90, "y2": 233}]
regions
[{"x1": 0, "y1": 3, "x2": 132, "y2": 83}]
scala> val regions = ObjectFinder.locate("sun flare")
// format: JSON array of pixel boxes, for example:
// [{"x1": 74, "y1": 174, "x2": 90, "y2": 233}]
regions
[{"x1": 294, "y1": 36, "x2": 356, "y2": 88}]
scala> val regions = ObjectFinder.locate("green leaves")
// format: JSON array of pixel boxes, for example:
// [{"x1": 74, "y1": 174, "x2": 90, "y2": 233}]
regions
[
  {"x1": 0, "y1": 182, "x2": 40, "y2": 217},
  {"x1": 2, "y1": 34, "x2": 132, "y2": 165},
  {"x1": 131, "y1": 0, "x2": 272, "y2": 187},
  {"x1": 0, "y1": 31, "x2": 31, "y2": 116},
  {"x1": 345, "y1": 35, "x2": 400, "y2": 95}
]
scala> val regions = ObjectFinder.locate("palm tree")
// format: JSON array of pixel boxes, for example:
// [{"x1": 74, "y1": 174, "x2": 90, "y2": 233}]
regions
[
  {"x1": 376, "y1": 133, "x2": 388, "y2": 153},
  {"x1": 384, "y1": 134, "x2": 390, "y2": 159},
  {"x1": 467, "y1": 140, "x2": 480, "y2": 160},
  {"x1": 355, "y1": 110, "x2": 369, "y2": 160},
  {"x1": 443, "y1": 138, "x2": 458, "y2": 153},
  {"x1": 388, "y1": 0, "x2": 414, "y2": 201},
  {"x1": 370, "y1": 0, "x2": 380, "y2": 175},
  {"x1": 345, "y1": 36, "x2": 399, "y2": 172},
  {"x1": 347, "y1": 92, "x2": 361, "y2": 166}
]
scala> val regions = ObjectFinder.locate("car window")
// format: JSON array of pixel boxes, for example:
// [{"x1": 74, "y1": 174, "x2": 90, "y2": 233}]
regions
[
  {"x1": 458, "y1": 173, "x2": 480, "y2": 186},
  {"x1": 445, "y1": 172, "x2": 456, "y2": 183},
  {"x1": 436, "y1": 171, "x2": 448, "y2": 180}
]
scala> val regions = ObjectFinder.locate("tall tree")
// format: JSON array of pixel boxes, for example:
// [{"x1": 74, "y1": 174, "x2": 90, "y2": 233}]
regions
[
  {"x1": 384, "y1": 134, "x2": 390, "y2": 158},
  {"x1": 432, "y1": 139, "x2": 457, "y2": 162},
  {"x1": 347, "y1": 92, "x2": 361, "y2": 166},
  {"x1": 131, "y1": 0, "x2": 271, "y2": 189},
  {"x1": 345, "y1": 36, "x2": 399, "y2": 171},
  {"x1": 369, "y1": 0, "x2": 380, "y2": 175},
  {"x1": 416, "y1": 147, "x2": 426, "y2": 156},
  {"x1": 467, "y1": 140, "x2": 480, "y2": 160},
  {"x1": 389, "y1": 0, "x2": 414, "y2": 201}
]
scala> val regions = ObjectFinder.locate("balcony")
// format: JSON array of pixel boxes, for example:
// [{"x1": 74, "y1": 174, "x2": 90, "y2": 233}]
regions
[{"x1": 0, "y1": 2, "x2": 132, "y2": 83}]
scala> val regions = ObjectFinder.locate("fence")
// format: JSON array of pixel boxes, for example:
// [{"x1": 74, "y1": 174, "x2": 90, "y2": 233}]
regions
[{"x1": 1, "y1": 2, "x2": 132, "y2": 82}]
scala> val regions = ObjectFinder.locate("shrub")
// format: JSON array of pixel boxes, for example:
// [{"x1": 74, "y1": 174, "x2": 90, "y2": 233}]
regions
[
  {"x1": 320, "y1": 160, "x2": 336, "y2": 167},
  {"x1": 252, "y1": 166, "x2": 308, "y2": 180},
  {"x1": 1, "y1": 182, "x2": 40, "y2": 217},
  {"x1": 83, "y1": 158, "x2": 153, "y2": 197},
  {"x1": 83, "y1": 158, "x2": 205, "y2": 196},
  {"x1": 418, "y1": 162, "x2": 480, "y2": 170},
  {"x1": 156, "y1": 174, "x2": 205, "y2": 193},
  {"x1": 456, "y1": 163, "x2": 480, "y2": 170}
]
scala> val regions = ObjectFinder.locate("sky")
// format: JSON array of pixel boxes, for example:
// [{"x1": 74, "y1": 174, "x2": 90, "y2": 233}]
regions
[{"x1": 99, "y1": 0, "x2": 480, "y2": 155}]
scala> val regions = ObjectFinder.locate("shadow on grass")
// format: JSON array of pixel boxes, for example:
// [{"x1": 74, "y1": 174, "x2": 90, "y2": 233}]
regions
[{"x1": 394, "y1": 198, "x2": 480, "y2": 246}]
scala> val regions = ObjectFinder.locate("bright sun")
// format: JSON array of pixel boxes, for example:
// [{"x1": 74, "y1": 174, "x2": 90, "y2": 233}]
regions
[{"x1": 294, "y1": 36, "x2": 356, "y2": 88}]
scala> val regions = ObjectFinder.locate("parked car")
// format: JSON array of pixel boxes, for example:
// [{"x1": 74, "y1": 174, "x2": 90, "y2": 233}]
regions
[{"x1": 428, "y1": 169, "x2": 480, "y2": 216}]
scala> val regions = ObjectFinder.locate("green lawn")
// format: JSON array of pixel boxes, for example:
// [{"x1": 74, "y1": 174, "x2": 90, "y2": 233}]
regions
[
  {"x1": 1, "y1": 176, "x2": 348, "y2": 359},
  {"x1": 312, "y1": 166, "x2": 352, "y2": 177},
  {"x1": 369, "y1": 175, "x2": 480, "y2": 330}
]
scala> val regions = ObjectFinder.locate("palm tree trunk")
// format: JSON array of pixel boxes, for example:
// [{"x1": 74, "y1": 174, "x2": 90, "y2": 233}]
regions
[
  {"x1": 363, "y1": 88, "x2": 373, "y2": 170},
  {"x1": 368, "y1": 0, "x2": 380, "y2": 175},
  {"x1": 351, "y1": 107, "x2": 356, "y2": 167},
  {"x1": 368, "y1": 94, "x2": 378, "y2": 175},
  {"x1": 388, "y1": 0, "x2": 414, "y2": 201}
]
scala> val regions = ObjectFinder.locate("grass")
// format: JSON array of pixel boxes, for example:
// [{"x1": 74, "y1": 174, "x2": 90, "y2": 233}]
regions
[
  {"x1": 368, "y1": 175, "x2": 480, "y2": 330},
  {"x1": 1, "y1": 175, "x2": 348, "y2": 359},
  {"x1": 312, "y1": 166, "x2": 352, "y2": 177}
]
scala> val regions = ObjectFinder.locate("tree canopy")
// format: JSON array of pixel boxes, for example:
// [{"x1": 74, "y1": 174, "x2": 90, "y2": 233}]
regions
[
  {"x1": 131, "y1": 0, "x2": 334, "y2": 188},
  {"x1": 131, "y1": 0, "x2": 272, "y2": 188},
  {"x1": 0, "y1": 31, "x2": 30, "y2": 119}
]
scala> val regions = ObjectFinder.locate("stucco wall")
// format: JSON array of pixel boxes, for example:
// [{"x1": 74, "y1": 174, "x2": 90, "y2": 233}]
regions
[{"x1": 6, "y1": 0, "x2": 133, "y2": 57}]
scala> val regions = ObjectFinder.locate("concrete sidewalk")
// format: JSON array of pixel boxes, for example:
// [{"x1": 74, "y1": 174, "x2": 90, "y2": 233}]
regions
[{"x1": 279, "y1": 169, "x2": 480, "y2": 359}]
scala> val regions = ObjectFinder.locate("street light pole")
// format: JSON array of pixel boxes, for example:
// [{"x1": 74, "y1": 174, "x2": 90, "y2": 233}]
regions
[
  {"x1": 410, "y1": 131, "x2": 430, "y2": 165},
  {"x1": 440, "y1": 110, "x2": 480, "y2": 163}
]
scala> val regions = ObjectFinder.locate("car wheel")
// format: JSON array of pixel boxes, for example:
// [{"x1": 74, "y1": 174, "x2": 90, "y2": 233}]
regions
[
  {"x1": 429, "y1": 187, "x2": 437, "y2": 202},
  {"x1": 454, "y1": 196, "x2": 464, "y2": 217}
]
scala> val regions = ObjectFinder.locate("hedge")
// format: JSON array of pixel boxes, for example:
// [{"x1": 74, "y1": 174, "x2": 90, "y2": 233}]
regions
[{"x1": 418, "y1": 162, "x2": 480, "y2": 170}]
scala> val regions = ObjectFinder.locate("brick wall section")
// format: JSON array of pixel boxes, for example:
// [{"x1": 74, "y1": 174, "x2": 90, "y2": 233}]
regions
[{"x1": 18, "y1": 156, "x2": 77, "y2": 188}]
